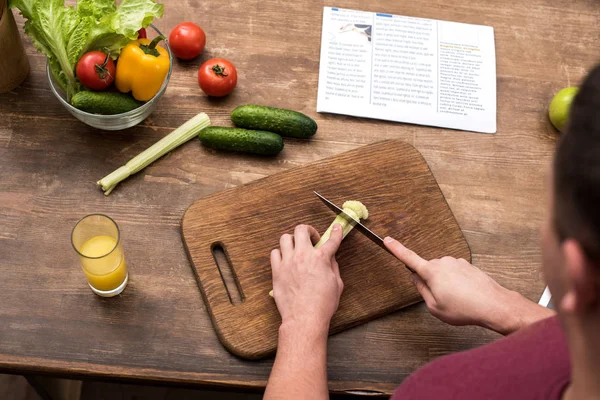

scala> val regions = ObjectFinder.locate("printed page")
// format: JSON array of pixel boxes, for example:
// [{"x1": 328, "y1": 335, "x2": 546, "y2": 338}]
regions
[{"x1": 317, "y1": 7, "x2": 496, "y2": 133}]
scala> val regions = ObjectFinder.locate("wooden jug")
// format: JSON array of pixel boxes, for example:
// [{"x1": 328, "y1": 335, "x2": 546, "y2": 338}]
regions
[{"x1": 0, "y1": 0, "x2": 30, "y2": 93}]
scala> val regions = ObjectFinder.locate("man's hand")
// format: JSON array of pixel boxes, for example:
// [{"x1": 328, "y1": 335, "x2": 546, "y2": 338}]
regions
[
  {"x1": 271, "y1": 223, "x2": 344, "y2": 333},
  {"x1": 384, "y1": 237, "x2": 555, "y2": 335},
  {"x1": 264, "y1": 224, "x2": 344, "y2": 400}
]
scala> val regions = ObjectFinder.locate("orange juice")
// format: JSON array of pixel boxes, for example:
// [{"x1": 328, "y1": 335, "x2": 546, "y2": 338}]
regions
[{"x1": 80, "y1": 235, "x2": 127, "y2": 291}]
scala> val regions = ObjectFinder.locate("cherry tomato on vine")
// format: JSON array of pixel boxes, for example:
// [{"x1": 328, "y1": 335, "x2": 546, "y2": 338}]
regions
[
  {"x1": 198, "y1": 58, "x2": 238, "y2": 97},
  {"x1": 169, "y1": 22, "x2": 206, "y2": 60},
  {"x1": 76, "y1": 51, "x2": 115, "y2": 91}
]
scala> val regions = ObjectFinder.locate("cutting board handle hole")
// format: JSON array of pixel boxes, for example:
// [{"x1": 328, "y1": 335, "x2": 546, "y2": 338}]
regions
[{"x1": 212, "y1": 243, "x2": 244, "y2": 305}]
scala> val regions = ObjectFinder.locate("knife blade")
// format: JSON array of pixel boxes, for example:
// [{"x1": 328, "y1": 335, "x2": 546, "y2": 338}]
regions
[{"x1": 314, "y1": 191, "x2": 394, "y2": 255}]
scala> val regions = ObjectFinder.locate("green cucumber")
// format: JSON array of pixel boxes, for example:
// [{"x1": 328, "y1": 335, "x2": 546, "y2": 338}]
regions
[
  {"x1": 71, "y1": 91, "x2": 143, "y2": 115},
  {"x1": 199, "y1": 127, "x2": 284, "y2": 156},
  {"x1": 231, "y1": 104, "x2": 317, "y2": 138}
]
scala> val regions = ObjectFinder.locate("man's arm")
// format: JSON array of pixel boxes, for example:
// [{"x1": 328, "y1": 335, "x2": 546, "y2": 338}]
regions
[
  {"x1": 487, "y1": 288, "x2": 556, "y2": 335},
  {"x1": 264, "y1": 322, "x2": 329, "y2": 400},
  {"x1": 384, "y1": 237, "x2": 555, "y2": 335},
  {"x1": 264, "y1": 224, "x2": 344, "y2": 400}
]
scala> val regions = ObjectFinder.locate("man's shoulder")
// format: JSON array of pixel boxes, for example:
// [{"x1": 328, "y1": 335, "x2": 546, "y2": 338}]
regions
[{"x1": 392, "y1": 317, "x2": 570, "y2": 400}]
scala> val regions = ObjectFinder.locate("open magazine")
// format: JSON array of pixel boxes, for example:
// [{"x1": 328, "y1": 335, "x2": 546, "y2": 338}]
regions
[{"x1": 317, "y1": 7, "x2": 497, "y2": 133}]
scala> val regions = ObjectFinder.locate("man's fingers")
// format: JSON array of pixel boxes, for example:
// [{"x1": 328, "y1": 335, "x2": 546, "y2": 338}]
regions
[
  {"x1": 410, "y1": 273, "x2": 435, "y2": 307},
  {"x1": 270, "y1": 249, "x2": 282, "y2": 274},
  {"x1": 318, "y1": 224, "x2": 344, "y2": 258},
  {"x1": 384, "y1": 237, "x2": 430, "y2": 280},
  {"x1": 331, "y1": 257, "x2": 344, "y2": 296},
  {"x1": 331, "y1": 256, "x2": 341, "y2": 277},
  {"x1": 294, "y1": 224, "x2": 320, "y2": 249},
  {"x1": 280, "y1": 233, "x2": 294, "y2": 259},
  {"x1": 270, "y1": 249, "x2": 282, "y2": 299},
  {"x1": 309, "y1": 227, "x2": 321, "y2": 246}
]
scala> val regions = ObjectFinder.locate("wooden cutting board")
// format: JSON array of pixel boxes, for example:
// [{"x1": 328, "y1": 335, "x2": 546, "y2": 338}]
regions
[{"x1": 182, "y1": 140, "x2": 470, "y2": 359}]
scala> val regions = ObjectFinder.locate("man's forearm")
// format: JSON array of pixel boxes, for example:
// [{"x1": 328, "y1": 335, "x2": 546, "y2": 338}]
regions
[
  {"x1": 484, "y1": 289, "x2": 556, "y2": 335},
  {"x1": 264, "y1": 321, "x2": 330, "y2": 400}
]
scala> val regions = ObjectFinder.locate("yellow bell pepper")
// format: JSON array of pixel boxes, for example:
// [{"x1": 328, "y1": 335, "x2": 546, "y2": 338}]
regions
[{"x1": 115, "y1": 36, "x2": 170, "y2": 102}]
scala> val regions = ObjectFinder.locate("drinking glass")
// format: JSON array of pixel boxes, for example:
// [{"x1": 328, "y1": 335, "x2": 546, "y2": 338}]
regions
[{"x1": 71, "y1": 214, "x2": 128, "y2": 297}]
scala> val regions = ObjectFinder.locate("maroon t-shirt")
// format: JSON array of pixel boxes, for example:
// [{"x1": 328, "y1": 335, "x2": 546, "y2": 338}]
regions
[{"x1": 392, "y1": 316, "x2": 570, "y2": 400}]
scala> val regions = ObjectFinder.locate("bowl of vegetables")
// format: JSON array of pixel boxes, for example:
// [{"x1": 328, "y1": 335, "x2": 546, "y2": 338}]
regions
[
  {"x1": 47, "y1": 24, "x2": 172, "y2": 131},
  {"x1": 11, "y1": 0, "x2": 170, "y2": 131}
]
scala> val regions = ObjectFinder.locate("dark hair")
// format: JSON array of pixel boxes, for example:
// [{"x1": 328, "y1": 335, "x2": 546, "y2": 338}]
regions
[{"x1": 554, "y1": 64, "x2": 600, "y2": 262}]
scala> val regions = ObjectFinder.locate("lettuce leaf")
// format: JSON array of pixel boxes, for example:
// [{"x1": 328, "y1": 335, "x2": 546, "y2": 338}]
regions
[
  {"x1": 10, "y1": 0, "x2": 164, "y2": 102},
  {"x1": 80, "y1": 0, "x2": 163, "y2": 58},
  {"x1": 15, "y1": 0, "x2": 79, "y2": 99},
  {"x1": 103, "y1": 0, "x2": 163, "y2": 40},
  {"x1": 76, "y1": 0, "x2": 116, "y2": 19},
  {"x1": 83, "y1": 30, "x2": 131, "y2": 58},
  {"x1": 8, "y1": 0, "x2": 34, "y2": 19},
  {"x1": 66, "y1": 16, "x2": 94, "y2": 67},
  {"x1": 48, "y1": 57, "x2": 68, "y2": 92}
]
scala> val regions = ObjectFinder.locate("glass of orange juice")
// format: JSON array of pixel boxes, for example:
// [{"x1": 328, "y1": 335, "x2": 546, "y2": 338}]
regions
[{"x1": 71, "y1": 214, "x2": 128, "y2": 297}]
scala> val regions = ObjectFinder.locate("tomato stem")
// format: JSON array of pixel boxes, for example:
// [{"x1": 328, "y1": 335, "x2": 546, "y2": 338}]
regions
[
  {"x1": 94, "y1": 51, "x2": 113, "y2": 82},
  {"x1": 99, "y1": 50, "x2": 111, "y2": 68},
  {"x1": 212, "y1": 64, "x2": 228, "y2": 77}
]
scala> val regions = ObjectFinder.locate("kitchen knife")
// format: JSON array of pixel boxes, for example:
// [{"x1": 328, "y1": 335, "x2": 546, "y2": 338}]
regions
[{"x1": 314, "y1": 191, "x2": 394, "y2": 256}]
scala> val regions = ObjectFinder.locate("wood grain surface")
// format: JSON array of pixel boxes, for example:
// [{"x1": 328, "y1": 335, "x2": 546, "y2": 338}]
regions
[
  {"x1": 0, "y1": 0, "x2": 598, "y2": 395},
  {"x1": 182, "y1": 140, "x2": 470, "y2": 359}
]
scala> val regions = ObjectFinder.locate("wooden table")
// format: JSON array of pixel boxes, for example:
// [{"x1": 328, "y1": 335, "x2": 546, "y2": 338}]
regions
[{"x1": 0, "y1": 0, "x2": 598, "y2": 396}]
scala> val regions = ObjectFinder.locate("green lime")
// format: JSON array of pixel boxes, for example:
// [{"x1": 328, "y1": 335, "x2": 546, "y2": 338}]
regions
[{"x1": 549, "y1": 87, "x2": 579, "y2": 133}]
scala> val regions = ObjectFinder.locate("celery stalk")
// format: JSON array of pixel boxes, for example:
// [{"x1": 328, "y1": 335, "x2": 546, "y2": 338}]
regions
[
  {"x1": 97, "y1": 113, "x2": 211, "y2": 195},
  {"x1": 269, "y1": 200, "x2": 369, "y2": 297}
]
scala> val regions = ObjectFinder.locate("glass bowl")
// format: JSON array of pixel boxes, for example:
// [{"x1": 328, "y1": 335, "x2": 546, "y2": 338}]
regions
[{"x1": 47, "y1": 24, "x2": 172, "y2": 131}]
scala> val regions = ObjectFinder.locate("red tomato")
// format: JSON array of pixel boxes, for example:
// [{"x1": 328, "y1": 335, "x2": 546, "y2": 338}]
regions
[
  {"x1": 197, "y1": 58, "x2": 238, "y2": 97},
  {"x1": 137, "y1": 28, "x2": 147, "y2": 39},
  {"x1": 75, "y1": 51, "x2": 115, "y2": 91},
  {"x1": 169, "y1": 22, "x2": 206, "y2": 60}
]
